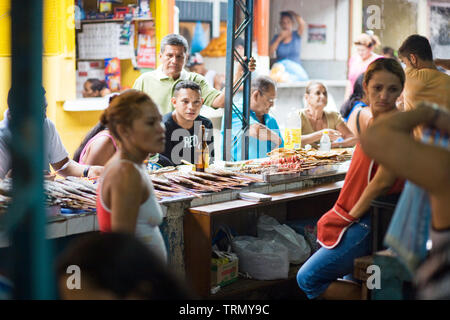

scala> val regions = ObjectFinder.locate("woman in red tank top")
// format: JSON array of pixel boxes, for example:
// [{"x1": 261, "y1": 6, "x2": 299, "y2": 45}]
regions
[
  {"x1": 95, "y1": 90, "x2": 166, "y2": 260},
  {"x1": 297, "y1": 58, "x2": 406, "y2": 300}
]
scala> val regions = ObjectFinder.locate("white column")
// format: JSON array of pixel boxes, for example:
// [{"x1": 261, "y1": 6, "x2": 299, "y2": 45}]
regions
[
  {"x1": 212, "y1": 0, "x2": 221, "y2": 38},
  {"x1": 351, "y1": 0, "x2": 363, "y2": 57},
  {"x1": 173, "y1": 5, "x2": 179, "y2": 34},
  {"x1": 417, "y1": 0, "x2": 429, "y2": 37}
]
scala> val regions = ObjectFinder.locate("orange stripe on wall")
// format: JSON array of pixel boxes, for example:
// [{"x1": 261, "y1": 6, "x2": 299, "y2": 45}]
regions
[
  {"x1": 254, "y1": 0, "x2": 269, "y2": 56},
  {"x1": 167, "y1": 0, "x2": 174, "y2": 34}
]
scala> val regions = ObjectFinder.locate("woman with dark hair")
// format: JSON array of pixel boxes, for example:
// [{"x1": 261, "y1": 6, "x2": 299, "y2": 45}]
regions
[
  {"x1": 96, "y1": 89, "x2": 168, "y2": 263},
  {"x1": 341, "y1": 73, "x2": 372, "y2": 137},
  {"x1": 269, "y1": 10, "x2": 306, "y2": 65},
  {"x1": 297, "y1": 58, "x2": 406, "y2": 300},
  {"x1": 57, "y1": 232, "x2": 193, "y2": 300},
  {"x1": 340, "y1": 73, "x2": 367, "y2": 121},
  {"x1": 82, "y1": 79, "x2": 111, "y2": 98},
  {"x1": 73, "y1": 122, "x2": 117, "y2": 165},
  {"x1": 73, "y1": 95, "x2": 120, "y2": 166}
]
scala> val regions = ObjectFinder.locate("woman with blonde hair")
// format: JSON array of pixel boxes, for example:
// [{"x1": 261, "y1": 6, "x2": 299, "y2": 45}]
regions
[
  {"x1": 345, "y1": 32, "x2": 382, "y2": 99},
  {"x1": 96, "y1": 89, "x2": 167, "y2": 263}
]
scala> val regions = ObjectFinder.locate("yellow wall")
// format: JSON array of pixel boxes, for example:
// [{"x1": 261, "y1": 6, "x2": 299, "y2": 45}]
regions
[
  {"x1": 0, "y1": 1, "x2": 11, "y2": 115},
  {"x1": 0, "y1": 0, "x2": 101, "y2": 156},
  {"x1": 0, "y1": 0, "x2": 172, "y2": 156}
]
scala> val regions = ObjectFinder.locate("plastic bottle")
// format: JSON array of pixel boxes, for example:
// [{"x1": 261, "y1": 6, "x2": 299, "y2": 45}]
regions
[
  {"x1": 319, "y1": 130, "x2": 331, "y2": 152},
  {"x1": 283, "y1": 107, "x2": 302, "y2": 150}
]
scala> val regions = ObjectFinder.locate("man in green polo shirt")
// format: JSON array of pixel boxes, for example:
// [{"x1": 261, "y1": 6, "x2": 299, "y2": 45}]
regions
[
  {"x1": 133, "y1": 34, "x2": 222, "y2": 115},
  {"x1": 133, "y1": 33, "x2": 256, "y2": 115}
]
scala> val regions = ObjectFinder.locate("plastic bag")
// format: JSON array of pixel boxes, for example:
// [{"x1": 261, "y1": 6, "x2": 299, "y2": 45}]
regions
[
  {"x1": 231, "y1": 236, "x2": 289, "y2": 280},
  {"x1": 257, "y1": 215, "x2": 311, "y2": 264},
  {"x1": 270, "y1": 59, "x2": 309, "y2": 83},
  {"x1": 191, "y1": 21, "x2": 208, "y2": 54}
]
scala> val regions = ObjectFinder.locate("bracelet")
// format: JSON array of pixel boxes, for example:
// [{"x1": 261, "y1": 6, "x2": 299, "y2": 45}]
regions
[{"x1": 83, "y1": 165, "x2": 91, "y2": 178}]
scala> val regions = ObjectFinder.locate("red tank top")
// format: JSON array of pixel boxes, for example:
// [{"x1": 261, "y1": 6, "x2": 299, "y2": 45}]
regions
[
  {"x1": 96, "y1": 184, "x2": 111, "y2": 232},
  {"x1": 334, "y1": 143, "x2": 404, "y2": 217}
]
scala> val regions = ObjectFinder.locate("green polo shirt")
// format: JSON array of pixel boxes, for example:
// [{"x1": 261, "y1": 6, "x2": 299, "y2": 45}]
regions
[{"x1": 132, "y1": 66, "x2": 222, "y2": 115}]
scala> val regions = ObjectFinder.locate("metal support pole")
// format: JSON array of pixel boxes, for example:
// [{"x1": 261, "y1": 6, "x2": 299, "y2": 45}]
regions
[
  {"x1": 241, "y1": 0, "x2": 253, "y2": 160},
  {"x1": 223, "y1": 0, "x2": 254, "y2": 161},
  {"x1": 7, "y1": 0, "x2": 55, "y2": 299}
]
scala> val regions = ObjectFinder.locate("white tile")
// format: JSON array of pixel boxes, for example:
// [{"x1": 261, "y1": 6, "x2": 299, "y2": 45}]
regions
[
  {"x1": 46, "y1": 220, "x2": 68, "y2": 239},
  {"x1": 94, "y1": 215, "x2": 100, "y2": 231},
  {"x1": 67, "y1": 214, "x2": 95, "y2": 235},
  {"x1": 159, "y1": 204, "x2": 168, "y2": 218},
  {"x1": 268, "y1": 183, "x2": 286, "y2": 193},
  {"x1": 249, "y1": 184, "x2": 269, "y2": 194},
  {"x1": 190, "y1": 194, "x2": 212, "y2": 207},
  {"x1": 210, "y1": 190, "x2": 232, "y2": 203},
  {"x1": 285, "y1": 181, "x2": 303, "y2": 191}
]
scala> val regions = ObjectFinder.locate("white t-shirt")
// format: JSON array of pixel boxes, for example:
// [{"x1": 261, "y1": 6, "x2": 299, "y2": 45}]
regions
[
  {"x1": 0, "y1": 111, "x2": 68, "y2": 178},
  {"x1": 204, "y1": 69, "x2": 217, "y2": 88}
]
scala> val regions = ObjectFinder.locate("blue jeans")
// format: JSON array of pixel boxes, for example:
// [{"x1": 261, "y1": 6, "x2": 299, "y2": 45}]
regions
[{"x1": 297, "y1": 214, "x2": 372, "y2": 299}]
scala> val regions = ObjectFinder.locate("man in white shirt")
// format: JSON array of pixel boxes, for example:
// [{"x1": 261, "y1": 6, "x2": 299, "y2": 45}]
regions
[{"x1": 0, "y1": 88, "x2": 103, "y2": 179}]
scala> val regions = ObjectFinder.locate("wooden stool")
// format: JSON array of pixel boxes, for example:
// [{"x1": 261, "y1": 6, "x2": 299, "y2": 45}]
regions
[
  {"x1": 354, "y1": 254, "x2": 374, "y2": 300},
  {"x1": 354, "y1": 250, "x2": 413, "y2": 300}
]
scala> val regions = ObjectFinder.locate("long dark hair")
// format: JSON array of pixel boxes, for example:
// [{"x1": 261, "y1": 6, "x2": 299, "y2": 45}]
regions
[
  {"x1": 73, "y1": 122, "x2": 107, "y2": 162},
  {"x1": 340, "y1": 73, "x2": 365, "y2": 119},
  {"x1": 73, "y1": 94, "x2": 121, "y2": 162}
]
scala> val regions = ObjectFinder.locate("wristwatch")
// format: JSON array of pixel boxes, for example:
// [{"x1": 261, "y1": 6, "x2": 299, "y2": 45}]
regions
[{"x1": 83, "y1": 165, "x2": 91, "y2": 178}]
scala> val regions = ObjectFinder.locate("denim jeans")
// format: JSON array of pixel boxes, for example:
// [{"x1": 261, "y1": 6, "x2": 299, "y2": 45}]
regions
[{"x1": 297, "y1": 214, "x2": 372, "y2": 299}]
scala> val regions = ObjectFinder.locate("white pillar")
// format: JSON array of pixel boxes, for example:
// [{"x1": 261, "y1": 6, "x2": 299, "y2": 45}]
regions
[
  {"x1": 351, "y1": 0, "x2": 363, "y2": 58},
  {"x1": 417, "y1": 0, "x2": 429, "y2": 37},
  {"x1": 212, "y1": 0, "x2": 221, "y2": 38},
  {"x1": 173, "y1": 5, "x2": 179, "y2": 34}
]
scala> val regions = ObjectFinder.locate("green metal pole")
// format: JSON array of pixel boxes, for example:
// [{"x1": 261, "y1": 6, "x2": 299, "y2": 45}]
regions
[{"x1": 8, "y1": 0, "x2": 55, "y2": 299}]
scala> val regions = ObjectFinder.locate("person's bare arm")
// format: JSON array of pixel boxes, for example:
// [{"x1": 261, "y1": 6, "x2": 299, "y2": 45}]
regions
[
  {"x1": 81, "y1": 135, "x2": 117, "y2": 166},
  {"x1": 249, "y1": 123, "x2": 282, "y2": 147},
  {"x1": 213, "y1": 73, "x2": 225, "y2": 90},
  {"x1": 301, "y1": 129, "x2": 341, "y2": 147},
  {"x1": 347, "y1": 107, "x2": 372, "y2": 137},
  {"x1": 348, "y1": 165, "x2": 397, "y2": 219},
  {"x1": 211, "y1": 57, "x2": 256, "y2": 109},
  {"x1": 332, "y1": 122, "x2": 358, "y2": 148},
  {"x1": 269, "y1": 29, "x2": 291, "y2": 57},
  {"x1": 361, "y1": 103, "x2": 450, "y2": 194},
  {"x1": 289, "y1": 11, "x2": 306, "y2": 35},
  {"x1": 434, "y1": 58, "x2": 450, "y2": 70},
  {"x1": 109, "y1": 163, "x2": 142, "y2": 233},
  {"x1": 52, "y1": 157, "x2": 103, "y2": 178}
]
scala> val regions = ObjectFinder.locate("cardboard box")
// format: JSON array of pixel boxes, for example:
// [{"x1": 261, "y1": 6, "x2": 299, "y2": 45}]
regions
[{"x1": 211, "y1": 258, "x2": 238, "y2": 287}]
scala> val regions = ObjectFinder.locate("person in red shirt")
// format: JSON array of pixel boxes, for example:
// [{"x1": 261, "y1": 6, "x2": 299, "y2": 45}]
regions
[
  {"x1": 96, "y1": 90, "x2": 168, "y2": 263},
  {"x1": 297, "y1": 58, "x2": 406, "y2": 300}
]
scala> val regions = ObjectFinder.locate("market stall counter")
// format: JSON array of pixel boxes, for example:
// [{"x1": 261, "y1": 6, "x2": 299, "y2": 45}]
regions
[{"x1": 0, "y1": 148, "x2": 351, "y2": 298}]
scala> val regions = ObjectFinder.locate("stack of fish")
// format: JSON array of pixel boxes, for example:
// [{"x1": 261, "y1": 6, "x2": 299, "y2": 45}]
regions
[
  {"x1": 0, "y1": 177, "x2": 97, "y2": 214},
  {"x1": 151, "y1": 169, "x2": 263, "y2": 200}
]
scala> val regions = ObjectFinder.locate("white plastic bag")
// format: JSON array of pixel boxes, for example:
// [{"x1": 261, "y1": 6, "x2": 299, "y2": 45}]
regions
[
  {"x1": 257, "y1": 215, "x2": 311, "y2": 264},
  {"x1": 231, "y1": 236, "x2": 289, "y2": 280}
]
